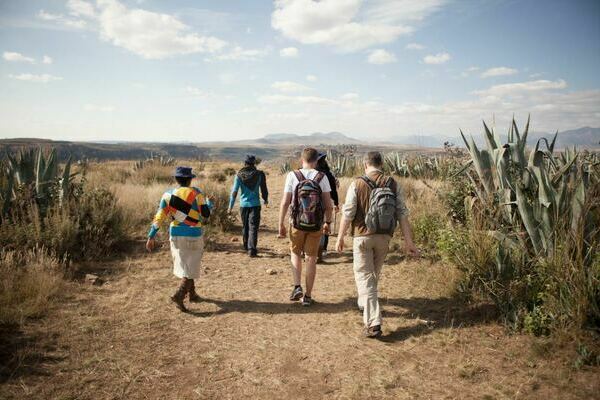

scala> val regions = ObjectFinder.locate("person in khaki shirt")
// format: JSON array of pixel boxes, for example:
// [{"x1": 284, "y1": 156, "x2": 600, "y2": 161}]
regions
[{"x1": 336, "y1": 151, "x2": 420, "y2": 338}]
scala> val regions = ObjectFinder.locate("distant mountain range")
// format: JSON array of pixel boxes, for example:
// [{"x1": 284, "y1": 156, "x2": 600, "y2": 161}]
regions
[
  {"x1": 0, "y1": 127, "x2": 597, "y2": 162},
  {"x1": 384, "y1": 127, "x2": 600, "y2": 148},
  {"x1": 214, "y1": 127, "x2": 599, "y2": 148}
]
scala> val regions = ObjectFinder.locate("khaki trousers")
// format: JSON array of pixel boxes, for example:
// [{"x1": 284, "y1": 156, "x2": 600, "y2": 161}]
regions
[{"x1": 353, "y1": 234, "x2": 391, "y2": 328}]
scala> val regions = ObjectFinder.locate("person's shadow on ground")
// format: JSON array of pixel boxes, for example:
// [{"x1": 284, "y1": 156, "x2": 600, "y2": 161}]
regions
[{"x1": 186, "y1": 295, "x2": 497, "y2": 343}]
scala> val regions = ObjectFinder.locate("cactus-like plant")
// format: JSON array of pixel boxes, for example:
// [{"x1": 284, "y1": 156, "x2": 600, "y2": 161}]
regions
[
  {"x1": 2, "y1": 147, "x2": 78, "y2": 216},
  {"x1": 460, "y1": 117, "x2": 596, "y2": 258}
]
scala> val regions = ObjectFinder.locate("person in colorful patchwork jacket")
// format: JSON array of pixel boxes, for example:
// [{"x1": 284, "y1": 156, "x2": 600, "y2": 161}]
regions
[
  {"x1": 228, "y1": 155, "x2": 269, "y2": 257},
  {"x1": 146, "y1": 166, "x2": 213, "y2": 312}
]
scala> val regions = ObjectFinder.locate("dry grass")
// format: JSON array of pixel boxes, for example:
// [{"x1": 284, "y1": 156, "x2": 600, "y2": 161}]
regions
[
  {"x1": 0, "y1": 163, "x2": 598, "y2": 399},
  {"x1": 0, "y1": 248, "x2": 65, "y2": 326}
]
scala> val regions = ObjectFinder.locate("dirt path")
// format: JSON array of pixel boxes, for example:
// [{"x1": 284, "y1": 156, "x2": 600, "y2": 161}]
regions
[{"x1": 1, "y1": 179, "x2": 598, "y2": 400}]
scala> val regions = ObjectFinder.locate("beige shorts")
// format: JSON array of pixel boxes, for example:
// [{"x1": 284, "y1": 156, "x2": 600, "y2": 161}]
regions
[{"x1": 289, "y1": 225, "x2": 322, "y2": 257}]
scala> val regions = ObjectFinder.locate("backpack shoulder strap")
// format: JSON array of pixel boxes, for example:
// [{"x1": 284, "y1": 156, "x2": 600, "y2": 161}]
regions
[
  {"x1": 314, "y1": 171, "x2": 325, "y2": 183},
  {"x1": 359, "y1": 175, "x2": 377, "y2": 190},
  {"x1": 384, "y1": 176, "x2": 394, "y2": 188},
  {"x1": 293, "y1": 170, "x2": 305, "y2": 182}
]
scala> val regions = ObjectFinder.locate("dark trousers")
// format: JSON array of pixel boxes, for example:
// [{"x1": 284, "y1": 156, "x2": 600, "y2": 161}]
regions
[
  {"x1": 320, "y1": 234, "x2": 329, "y2": 252},
  {"x1": 240, "y1": 206, "x2": 261, "y2": 251}
]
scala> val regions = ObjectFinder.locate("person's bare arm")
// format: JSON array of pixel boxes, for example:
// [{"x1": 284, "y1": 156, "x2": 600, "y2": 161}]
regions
[
  {"x1": 399, "y1": 216, "x2": 419, "y2": 256},
  {"x1": 336, "y1": 182, "x2": 357, "y2": 252},
  {"x1": 278, "y1": 192, "x2": 292, "y2": 238},
  {"x1": 321, "y1": 191, "x2": 333, "y2": 234},
  {"x1": 336, "y1": 215, "x2": 351, "y2": 252},
  {"x1": 395, "y1": 182, "x2": 420, "y2": 257}
]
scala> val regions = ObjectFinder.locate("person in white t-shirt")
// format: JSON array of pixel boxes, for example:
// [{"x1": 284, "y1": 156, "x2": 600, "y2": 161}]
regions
[{"x1": 278, "y1": 147, "x2": 333, "y2": 306}]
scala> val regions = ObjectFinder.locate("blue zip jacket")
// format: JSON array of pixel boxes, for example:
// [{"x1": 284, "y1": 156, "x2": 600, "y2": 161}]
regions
[{"x1": 229, "y1": 167, "x2": 268, "y2": 209}]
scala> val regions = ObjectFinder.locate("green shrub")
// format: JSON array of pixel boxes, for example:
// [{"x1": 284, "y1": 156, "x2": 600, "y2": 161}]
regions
[
  {"x1": 208, "y1": 171, "x2": 227, "y2": 183},
  {"x1": 412, "y1": 213, "x2": 444, "y2": 252},
  {"x1": 202, "y1": 181, "x2": 235, "y2": 232},
  {"x1": 223, "y1": 167, "x2": 236, "y2": 176},
  {"x1": 0, "y1": 184, "x2": 125, "y2": 261}
]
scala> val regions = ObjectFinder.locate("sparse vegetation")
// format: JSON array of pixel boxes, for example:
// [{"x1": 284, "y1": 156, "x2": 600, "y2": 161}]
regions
[{"x1": 0, "y1": 136, "x2": 598, "y2": 399}]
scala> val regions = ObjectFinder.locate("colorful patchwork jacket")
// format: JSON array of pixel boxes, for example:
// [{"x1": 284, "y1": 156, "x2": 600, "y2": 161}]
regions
[{"x1": 148, "y1": 186, "x2": 213, "y2": 239}]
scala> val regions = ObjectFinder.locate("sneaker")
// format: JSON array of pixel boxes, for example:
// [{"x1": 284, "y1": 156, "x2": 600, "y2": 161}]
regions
[
  {"x1": 301, "y1": 295, "x2": 313, "y2": 307},
  {"x1": 364, "y1": 325, "x2": 382, "y2": 338},
  {"x1": 290, "y1": 285, "x2": 303, "y2": 301}
]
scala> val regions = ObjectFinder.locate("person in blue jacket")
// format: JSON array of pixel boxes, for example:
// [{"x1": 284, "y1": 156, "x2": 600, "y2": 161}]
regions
[{"x1": 228, "y1": 155, "x2": 269, "y2": 257}]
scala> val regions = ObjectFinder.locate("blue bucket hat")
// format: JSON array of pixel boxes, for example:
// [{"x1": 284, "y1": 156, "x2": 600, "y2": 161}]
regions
[
  {"x1": 245, "y1": 154, "x2": 257, "y2": 165},
  {"x1": 317, "y1": 152, "x2": 327, "y2": 161},
  {"x1": 173, "y1": 166, "x2": 196, "y2": 178}
]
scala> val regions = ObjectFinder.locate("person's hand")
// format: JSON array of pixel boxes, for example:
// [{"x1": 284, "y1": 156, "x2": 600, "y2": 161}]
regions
[
  {"x1": 227, "y1": 207, "x2": 233, "y2": 215},
  {"x1": 404, "y1": 242, "x2": 421, "y2": 257},
  {"x1": 336, "y1": 237, "x2": 345, "y2": 253},
  {"x1": 146, "y1": 238, "x2": 156, "y2": 252},
  {"x1": 322, "y1": 222, "x2": 330, "y2": 235},
  {"x1": 334, "y1": 205, "x2": 340, "y2": 213},
  {"x1": 277, "y1": 224, "x2": 287, "y2": 239}
]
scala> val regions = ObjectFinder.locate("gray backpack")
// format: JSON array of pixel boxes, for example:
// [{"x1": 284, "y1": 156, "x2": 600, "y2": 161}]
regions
[{"x1": 360, "y1": 175, "x2": 397, "y2": 235}]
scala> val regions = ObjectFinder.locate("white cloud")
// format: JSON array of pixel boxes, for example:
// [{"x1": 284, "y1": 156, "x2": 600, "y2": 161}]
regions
[
  {"x1": 271, "y1": 0, "x2": 446, "y2": 52},
  {"x1": 306, "y1": 74, "x2": 317, "y2": 82},
  {"x1": 405, "y1": 43, "x2": 424, "y2": 50},
  {"x1": 280, "y1": 47, "x2": 299, "y2": 58},
  {"x1": 258, "y1": 94, "x2": 336, "y2": 106},
  {"x1": 460, "y1": 66, "x2": 479, "y2": 78},
  {"x1": 367, "y1": 49, "x2": 396, "y2": 64},
  {"x1": 481, "y1": 66, "x2": 518, "y2": 78},
  {"x1": 473, "y1": 79, "x2": 567, "y2": 97},
  {"x1": 42, "y1": 55, "x2": 53, "y2": 64},
  {"x1": 95, "y1": 0, "x2": 227, "y2": 59},
  {"x1": 423, "y1": 52, "x2": 450, "y2": 64},
  {"x1": 271, "y1": 81, "x2": 312, "y2": 93},
  {"x1": 211, "y1": 46, "x2": 270, "y2": 61},
  {"x1": 3, "y1": 51, "x2": 35, "y2": 63},
  {"x1": 40, "y1": 0, "x2": 228, "y2": 60},
  {"x1": 340, "y1": 92, "x2": 359, "y2": 100},
  {"x1": 252, "y1": 79, "x2": 598, "y2": 139},
  {"x1": 185, "y1": 86, "x2": 210, "y2": 98},
  {"x1": 84, "y1": 103, "x2": 115, "y2": 112},
  {"x1": 38, "y1": 9, "x2": 87, "y2": 29},
  {"x1": 67, "y1": 0, "x2": 96, "y2": 18},
  {"x1": 8, "y1": 73, "x2": 63, "y2": 83}
]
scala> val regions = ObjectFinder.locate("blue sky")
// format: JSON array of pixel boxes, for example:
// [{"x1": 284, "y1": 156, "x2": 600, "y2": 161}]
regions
[{"x1": 0, "y1": 0, "x2": 599, "y2": 142}]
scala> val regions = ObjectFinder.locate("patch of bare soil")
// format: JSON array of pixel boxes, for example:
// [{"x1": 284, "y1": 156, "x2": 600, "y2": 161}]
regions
[{"x1": 1, "y1": 182, "x2": 598, "y2": 400}]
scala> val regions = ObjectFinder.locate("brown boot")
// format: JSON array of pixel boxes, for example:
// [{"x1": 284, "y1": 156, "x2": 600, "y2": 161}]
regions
[
  {"x1": 170, "y1": 278, "x2": 188, "y2": 312},
  {"x1": 188, "y1": 279, "x2": 202, "y2": 303}
]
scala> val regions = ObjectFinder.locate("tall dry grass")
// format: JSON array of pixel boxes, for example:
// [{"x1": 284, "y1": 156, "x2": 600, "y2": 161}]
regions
[{"x1": 0, "y1": 248, "x2": 66, "y2": 326}]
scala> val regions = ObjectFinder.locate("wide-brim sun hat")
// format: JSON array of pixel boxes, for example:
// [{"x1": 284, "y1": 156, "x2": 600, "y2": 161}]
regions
[{"x1": 173, "y1": 166, "x2": 196, "y2": 178}]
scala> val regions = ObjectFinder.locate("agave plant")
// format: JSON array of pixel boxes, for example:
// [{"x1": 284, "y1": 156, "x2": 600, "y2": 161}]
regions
[
  {"x1": 133, "y1": 153, "x2": 176, "y2": 171},
  {"x1": 1, "y1": 147, "x2": 77, "y2": 216},
  {"x1": 279, "y1": 160, "x2": 293, "y2": 175},
  {"x1": 326, "y1": 150, "x2": 358, "y2": 177},
  {"x1": 460, "y1": 117, "x2": 595, "y2": 258}
]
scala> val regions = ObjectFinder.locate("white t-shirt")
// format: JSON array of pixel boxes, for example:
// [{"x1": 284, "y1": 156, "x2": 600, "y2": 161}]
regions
[{"x1": 284, "y1": 168, "x2": 331, "y2": 193}]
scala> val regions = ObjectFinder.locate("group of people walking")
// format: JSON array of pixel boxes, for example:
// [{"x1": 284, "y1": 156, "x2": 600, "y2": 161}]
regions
[{"x1": 146, "y1": 148, "x2": 419, "y2": 338}]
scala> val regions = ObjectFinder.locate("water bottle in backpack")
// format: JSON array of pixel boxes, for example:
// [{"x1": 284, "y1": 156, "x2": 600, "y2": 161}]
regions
[
  {"x1": 291, "y1": 171, "x2": 325, "y2": 232},
  {"x1": 361, "y1": 176, "x2": 398, "y2": 235}
]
